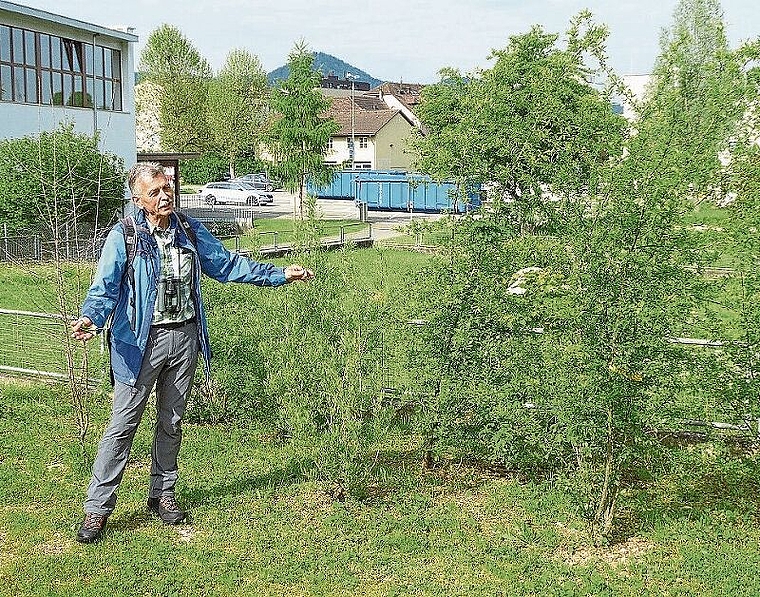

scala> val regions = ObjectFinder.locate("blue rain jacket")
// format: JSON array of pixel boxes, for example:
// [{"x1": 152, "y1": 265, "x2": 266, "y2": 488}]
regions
[{"x1": 81, "y1": 210, "x2": 286, "y2": 385}]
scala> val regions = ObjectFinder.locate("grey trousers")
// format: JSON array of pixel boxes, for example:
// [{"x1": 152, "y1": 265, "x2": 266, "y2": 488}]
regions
[{"x1": 84, "y1": 320, "x2": 199, "y2": 515}]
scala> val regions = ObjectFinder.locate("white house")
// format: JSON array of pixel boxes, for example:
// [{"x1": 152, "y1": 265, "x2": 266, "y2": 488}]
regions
[
  {"x1": 620, "y1": 74, "x2": 652, "y2": 121},
  {"x1": 323, "y1": 94, "x2": 416, "y2": 170},
  {"x1": 0, "y1": 1, "x2": 137, "y2": 167}
]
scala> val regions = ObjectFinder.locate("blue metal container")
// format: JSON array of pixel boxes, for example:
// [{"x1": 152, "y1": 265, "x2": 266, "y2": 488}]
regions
[{"x1": 308, "y1": 170, "x2": 480, "y2": 213}]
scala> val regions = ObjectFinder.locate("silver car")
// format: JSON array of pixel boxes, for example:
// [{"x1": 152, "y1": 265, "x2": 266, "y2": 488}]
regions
[
  {"x1": 199, "y1": 181, "x2": 261, "y2": 206},
  {"x1": 237, "y1": 182, "x2": 273, "y2": 204}
]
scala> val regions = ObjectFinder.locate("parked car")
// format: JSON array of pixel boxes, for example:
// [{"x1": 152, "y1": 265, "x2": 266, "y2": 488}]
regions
[
  {"x1": 199, "y1": 181, "x2": 263, "y2": 206},
  {"x1": 232, "y1": 173, "x2": 276, "y2": 192},
  {"x1": 237, "y1": 182, "x2": 273, "y2": 204}
]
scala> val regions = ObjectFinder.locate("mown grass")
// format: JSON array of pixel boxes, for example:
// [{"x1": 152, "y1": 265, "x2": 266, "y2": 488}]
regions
[
  {"x1": 2, "y1": 377, "x2": 760, "y2": 596},
  {"x1": 2, "y1": 222, "x2": 760, "y2": 595},
  {"x1": 223, "y1": 218, "x2": 370, "y2": 252}
]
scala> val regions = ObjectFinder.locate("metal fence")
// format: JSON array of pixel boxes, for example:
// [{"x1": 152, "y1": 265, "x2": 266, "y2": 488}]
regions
[
  {"x1": 0, "y1": 200, "x2": 375, "y2": 264},
  {"x1": 0, "y1": 232, "x2": 108, "y2": 262},
  {"x1": 182, "y1": 194, "x2": 257, "y2": 231},
  {"x1": 0, "y1": 309, "x2": 107, "y2": 383}
]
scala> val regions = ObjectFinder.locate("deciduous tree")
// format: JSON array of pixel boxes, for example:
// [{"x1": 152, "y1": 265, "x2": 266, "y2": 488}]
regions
[
  {"x1": 412, "y1": 13, "x2": 625, "y2": 232},
  {"x1": 140, "y1": 24, "x2": 212, "y2": 152},
  {"x1": 207, "y1": 49, "x2": 271, "y2": 178}
]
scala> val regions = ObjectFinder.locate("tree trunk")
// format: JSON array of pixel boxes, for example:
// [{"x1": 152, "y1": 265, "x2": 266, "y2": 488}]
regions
[{"x1": 591, "y1": 406, "x2": 618, "y2": 545}]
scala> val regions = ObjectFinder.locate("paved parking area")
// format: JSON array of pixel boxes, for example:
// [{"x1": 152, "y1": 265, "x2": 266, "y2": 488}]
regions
[{"x1": 182, "y1": 191, "x2": 443, "y2": 241}]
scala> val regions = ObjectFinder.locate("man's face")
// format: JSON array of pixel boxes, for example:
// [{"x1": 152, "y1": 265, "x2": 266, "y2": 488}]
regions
[{"x1": 133, "y1": 174, "x2": 174, "y2": 220}]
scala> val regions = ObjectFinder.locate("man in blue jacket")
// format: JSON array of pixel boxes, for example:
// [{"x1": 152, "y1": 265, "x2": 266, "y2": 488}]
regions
[{"x1": 71, "y1": 162, "x2": 313, "y2": 543}]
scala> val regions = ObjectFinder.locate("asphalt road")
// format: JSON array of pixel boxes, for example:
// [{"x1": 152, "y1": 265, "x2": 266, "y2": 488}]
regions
[{"x1": 182, "y1": 190, "x2": 442, "y2": 241}]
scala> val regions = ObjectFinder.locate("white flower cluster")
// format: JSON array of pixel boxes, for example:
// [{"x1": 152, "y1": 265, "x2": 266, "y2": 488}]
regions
[{"x1": 135, "y1": 82, "x2": 163, "y2": 152}]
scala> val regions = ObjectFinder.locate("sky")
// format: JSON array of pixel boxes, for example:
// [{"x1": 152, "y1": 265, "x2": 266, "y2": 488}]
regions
[{"x1": 19, "y1": 0, "x2": 760, "y2": 83}]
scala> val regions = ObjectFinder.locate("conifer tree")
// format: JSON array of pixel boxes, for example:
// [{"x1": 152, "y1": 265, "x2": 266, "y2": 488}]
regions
[{"x1": 268, "y1": 42, "x2": 339, "y2": 218}]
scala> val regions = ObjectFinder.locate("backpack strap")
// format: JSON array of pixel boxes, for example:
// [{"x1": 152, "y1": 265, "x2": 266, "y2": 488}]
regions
[
  {"x1": 176, "y1": 211, "x2": 197, "y2": 248},
  {"x1": 119, "y1": 215, "x2": 139, "y2": 333}
]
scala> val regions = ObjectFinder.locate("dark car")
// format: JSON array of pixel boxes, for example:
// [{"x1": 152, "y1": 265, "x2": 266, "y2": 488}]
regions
[{"x1": 232, "y1": 173, "x2": 276, "y2": 192}]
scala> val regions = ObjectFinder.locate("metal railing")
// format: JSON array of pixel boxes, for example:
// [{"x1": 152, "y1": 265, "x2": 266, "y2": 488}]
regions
[{"x1": 0, "y1": 234, "x2": 107, "y2": 262}]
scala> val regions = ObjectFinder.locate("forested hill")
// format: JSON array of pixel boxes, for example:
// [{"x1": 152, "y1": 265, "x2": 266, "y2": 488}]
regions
[{"x1": 267, "y1": 51, "x2": 383, "y2": 87}]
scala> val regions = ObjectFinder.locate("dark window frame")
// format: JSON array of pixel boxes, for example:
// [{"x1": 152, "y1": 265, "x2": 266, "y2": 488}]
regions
[{"x1": 0, "y1": 24, "x2": 122, "y2": 111}]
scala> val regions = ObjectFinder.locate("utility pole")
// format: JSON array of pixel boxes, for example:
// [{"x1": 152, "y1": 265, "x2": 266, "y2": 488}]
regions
[{"x1": 346, "y1": 72, "x2": 359, "y2": 170}]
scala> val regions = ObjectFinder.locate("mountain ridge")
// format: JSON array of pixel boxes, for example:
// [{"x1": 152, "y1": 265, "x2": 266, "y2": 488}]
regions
[{"x1": 267, "y1": 51, "x2": 383, "y2": 88}]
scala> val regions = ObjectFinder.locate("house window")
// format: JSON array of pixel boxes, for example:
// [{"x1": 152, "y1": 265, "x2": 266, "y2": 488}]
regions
[
  {"x1": 0, "y1": 25, "x2": 122, "y2": 111},
  {"x1": 359, "y1": 136, "x2": 368, "y2": 149},
  {"x1": 326, "y1": 137, "x2": 333, "y2": 150}
]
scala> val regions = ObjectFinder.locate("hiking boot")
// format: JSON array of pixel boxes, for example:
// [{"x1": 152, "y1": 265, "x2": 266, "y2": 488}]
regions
[
  {"x1": 147, "y1": 495, "x2": 187, "y2": 525},
  {"x1": 76, "y1": 512, "x2": 108, "y2": 543}
]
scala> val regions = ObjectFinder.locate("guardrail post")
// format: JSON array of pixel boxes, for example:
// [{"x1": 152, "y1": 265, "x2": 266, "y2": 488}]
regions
[
  {"x1": 340, "y1": 226, "x2": 345, "y2": 244},
  {"x1": 273, "y1": 231, "x2": 278, "y2": 249},
  {"x1": 235, "y1": 236, "x2": 240, "y2": 252}
]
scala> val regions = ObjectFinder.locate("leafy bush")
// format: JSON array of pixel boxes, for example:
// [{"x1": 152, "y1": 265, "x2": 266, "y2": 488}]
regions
[
  {"x1": 199, "y1": 220, "x2": 240, "y2": 238},
  {"x1": 193, "y1": 246, "x2": 398, "y2": 498},
  {"x1": 0, "y1": 122, "x2": 125, "y2": 234},
  {"x1": 180, "y1": 153, "x2": 228, "y2": 185}
]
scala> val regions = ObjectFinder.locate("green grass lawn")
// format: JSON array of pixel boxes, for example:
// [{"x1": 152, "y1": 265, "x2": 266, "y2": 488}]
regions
[
  {"x1": 0, "y1": 262, "x2": 94, "y2": 313},
  {"x1": 2, "y1": 231, "x2": 760, "y2": 595},
  {"x1": 2, "y1": 378, "x2": 760, "y2": 596},
  {"x1": 224, "y1": 219, "x2": 370, "y2": 252}
]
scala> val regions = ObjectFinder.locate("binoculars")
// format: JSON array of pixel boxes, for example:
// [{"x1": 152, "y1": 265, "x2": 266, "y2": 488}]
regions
[{"x1": 157, "y1": 276, "x2": 182, "y2": 314}]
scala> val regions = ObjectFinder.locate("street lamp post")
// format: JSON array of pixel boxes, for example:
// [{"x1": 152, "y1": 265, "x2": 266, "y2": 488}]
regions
[{"x1": 346, "y1": 72, "x2": 359, "y2": 170}]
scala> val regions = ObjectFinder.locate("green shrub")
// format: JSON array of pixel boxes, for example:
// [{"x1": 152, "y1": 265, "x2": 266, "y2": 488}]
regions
[
  {"x1": 180, "y1": 153, "x2": 228, "y2": 185},
  {"x1": 0, "y1": 122, "x2": 125, "y2": 234},
  {"x1": 193, "y1": 247, "x2": 400, "y2": 498},
  {"x1": 233, "y1": 153, "x2": 270, "y2": 178}
]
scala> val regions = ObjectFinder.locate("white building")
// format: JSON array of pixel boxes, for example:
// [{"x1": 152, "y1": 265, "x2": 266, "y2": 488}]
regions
[
  {"x1": 0, "y1": 1, "x2": 137, "y2": 167},
  {"x1": 323, "y1": 95, "x2": 416, "y2": 171},
  {"x1": 620, "y1": 74, "x2": 652, "y2": 120}
]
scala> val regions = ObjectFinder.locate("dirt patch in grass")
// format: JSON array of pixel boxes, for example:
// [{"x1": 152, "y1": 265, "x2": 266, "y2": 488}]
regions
[
  {"x1": 173, "y1": 526, "x2": 198, "y2": 544},
  {"x1": 556, "y1": 535, "x2": 655, "y2": 568},
  {"x1": 34, "y1": 533, "x2": 71, "y2": 555}
]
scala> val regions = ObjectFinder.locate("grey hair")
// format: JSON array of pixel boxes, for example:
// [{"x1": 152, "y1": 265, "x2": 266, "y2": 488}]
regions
[{"x1": 128, "y1": 162, "x2": 165, "y2": 195}]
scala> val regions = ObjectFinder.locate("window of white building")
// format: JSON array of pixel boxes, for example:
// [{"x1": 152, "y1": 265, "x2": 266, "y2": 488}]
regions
[{"x1": 0, "y1": 24, "x2": 122, "y2": 110}]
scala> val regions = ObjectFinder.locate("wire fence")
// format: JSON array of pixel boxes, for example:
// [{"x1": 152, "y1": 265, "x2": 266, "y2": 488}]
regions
[
  {"x1": 0, "y1": 309, "x2": 756, "y2": 443},
  {"x1": 0, "y1": 309, "x2": 108, "y2": 383},
  {"x1": 0, "y1": 232, "x2": 108, "y2": 263}
]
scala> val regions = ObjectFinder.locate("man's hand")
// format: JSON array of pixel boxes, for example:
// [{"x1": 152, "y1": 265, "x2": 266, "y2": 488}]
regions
[
  {"x1": 71, "y1": 316, "x2": 96, "y2": 342},
  {"x1": 284, "y1": 264, "x2": 315, "y2": 283}
]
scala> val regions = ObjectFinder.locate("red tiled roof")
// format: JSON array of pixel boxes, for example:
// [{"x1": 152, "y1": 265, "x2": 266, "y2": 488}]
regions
[
  {"x1": 326, "y1": 96, "x2": 402, "y2": 136},
  {"x1": 376, "y1": 82, "x2": 425, "y2": 111}
]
